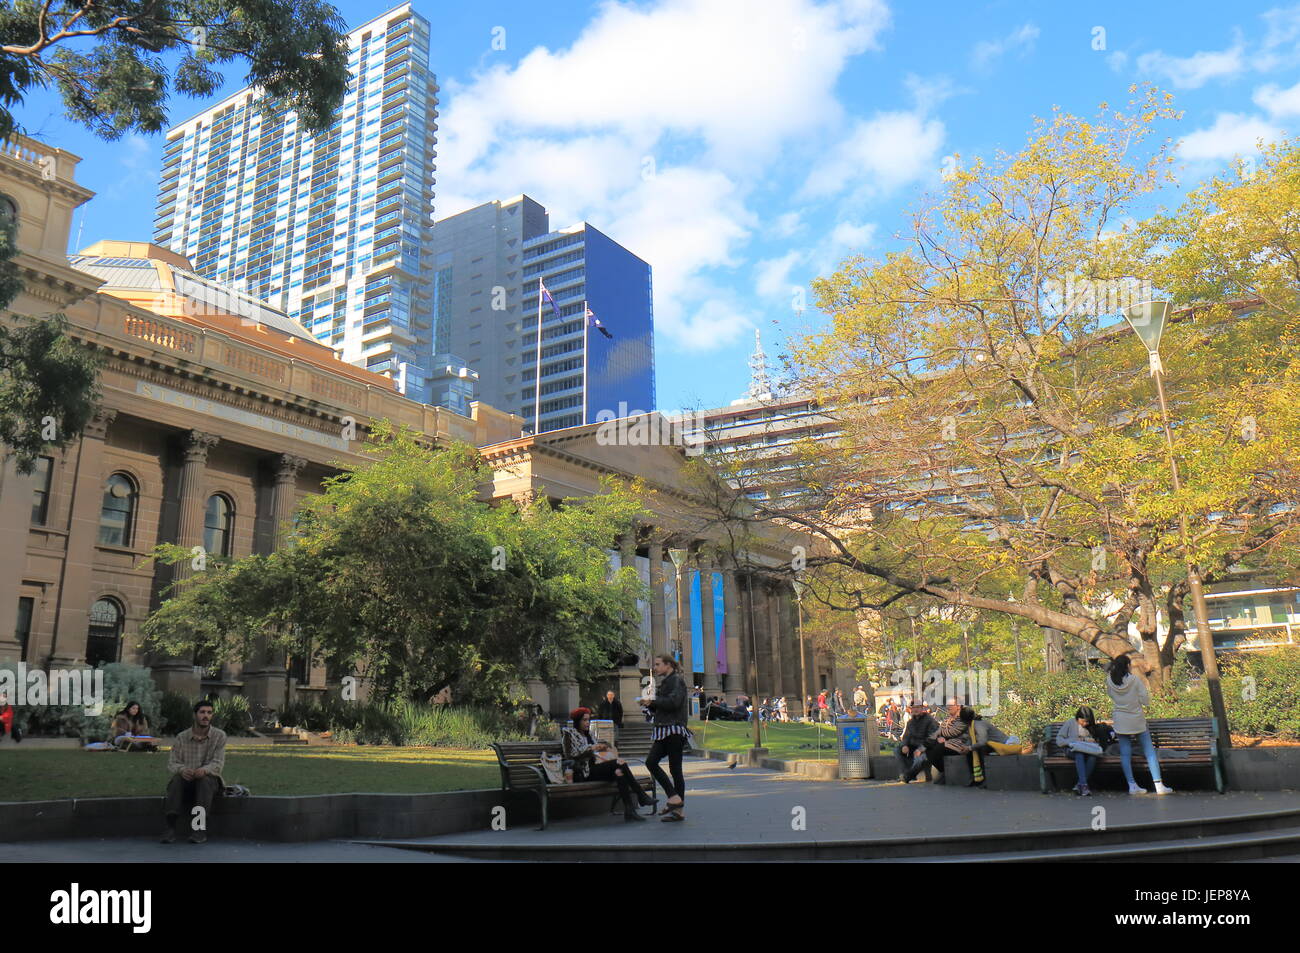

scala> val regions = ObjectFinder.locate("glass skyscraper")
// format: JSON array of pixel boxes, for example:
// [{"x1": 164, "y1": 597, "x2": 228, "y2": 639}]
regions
[
  {"x1": 428, "y1": 195, "x2": 655, "y2": 432},
  {"x1": 152, "y1": 3, "x2": 437, "y2": 401}
]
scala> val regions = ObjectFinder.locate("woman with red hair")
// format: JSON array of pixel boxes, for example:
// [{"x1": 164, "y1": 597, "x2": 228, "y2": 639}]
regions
[{"x1": 561, "y1": 706, "x2": 652, "y2": 821}]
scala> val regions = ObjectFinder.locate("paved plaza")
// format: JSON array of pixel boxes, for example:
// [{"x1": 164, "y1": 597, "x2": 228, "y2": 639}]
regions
[{"x1": 7, "y1": 757, "x2": 1296, "y2": 862}]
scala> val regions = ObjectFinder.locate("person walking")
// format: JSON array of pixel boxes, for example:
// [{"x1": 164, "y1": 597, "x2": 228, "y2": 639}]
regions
[
  {"x1": 645, "y1": 654, "x2": 691, "y2": 822},
  {"x1": 816, "y1": 690, "x2": 829, "y2": 723},
  {"x1": 1105, "y1": 655, "x2": 1174, "y2": 795}
]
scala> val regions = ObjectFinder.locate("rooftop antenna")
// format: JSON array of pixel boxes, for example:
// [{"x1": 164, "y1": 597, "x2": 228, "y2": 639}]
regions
[{"x1": 747, "y1": 328, "x2": 773, "y2": 401}]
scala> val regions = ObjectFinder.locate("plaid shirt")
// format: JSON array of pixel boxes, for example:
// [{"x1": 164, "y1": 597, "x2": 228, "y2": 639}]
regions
[{"x1": 167, "y1": 726, "x2": 227, "y2": 781}]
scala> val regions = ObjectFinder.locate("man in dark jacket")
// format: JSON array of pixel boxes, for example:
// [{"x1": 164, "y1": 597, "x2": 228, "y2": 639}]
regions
[
  {"x1": 597, "y1": 690, "x2": 624, "y2": 729},
  {"x1": 897, "y1": 704, "x2": 940, "y2": 783}
]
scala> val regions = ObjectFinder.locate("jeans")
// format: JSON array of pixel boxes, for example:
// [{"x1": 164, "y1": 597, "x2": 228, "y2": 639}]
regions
[
  {"x1": 646, "y1": 733, "x2": 686, "y2": 802},
  {"x1": 1073, "y1": 752, "x2": 1099, "y2": 789},
  {"x1": 1116, "y1": 731, "x2": 1162, "y2": 786}
]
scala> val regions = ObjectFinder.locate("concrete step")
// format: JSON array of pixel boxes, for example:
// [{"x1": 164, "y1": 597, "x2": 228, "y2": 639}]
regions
[{"x1": 390, "y1": 804, "x2": 1300, "y2": 863}]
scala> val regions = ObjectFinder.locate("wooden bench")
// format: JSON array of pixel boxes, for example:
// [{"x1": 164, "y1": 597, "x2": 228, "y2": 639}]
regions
[
  {"x1": 1038, "y1": 717, "x2": 1225, "y2": 794},
  {"x1": 491, "y1": 741, "x2": 657, "y2": 830}
]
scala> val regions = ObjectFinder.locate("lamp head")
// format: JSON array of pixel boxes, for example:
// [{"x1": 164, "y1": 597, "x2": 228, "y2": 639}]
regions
[{"x1": 1121, "y1": 299, "x2": 1170, "y2": 355}]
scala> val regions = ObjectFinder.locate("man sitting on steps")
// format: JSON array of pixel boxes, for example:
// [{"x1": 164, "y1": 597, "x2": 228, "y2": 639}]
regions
[{"x1": 161, "y1": 700, "x2": 227, "y2": 844}]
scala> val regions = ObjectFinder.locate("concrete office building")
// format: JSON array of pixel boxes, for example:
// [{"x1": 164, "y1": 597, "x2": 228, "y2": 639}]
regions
[
  {"x1": 153, "y1": 4, "x2": 439, "y2": 401},
  {"x1": 428, "y1": 195, "x2": 655, "y2": 432}
]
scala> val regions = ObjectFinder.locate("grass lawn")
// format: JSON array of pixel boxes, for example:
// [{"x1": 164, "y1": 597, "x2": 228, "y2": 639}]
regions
[
  {"x1": 0, "y1": 745, "x2": 501, "y2": 801},
  {"x1": 690, "y1": 719, "x2": 887, "y2": 762}
]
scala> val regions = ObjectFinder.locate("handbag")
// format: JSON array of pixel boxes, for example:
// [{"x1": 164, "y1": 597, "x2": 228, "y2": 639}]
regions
[
  {"x1": 1070, "y1": 740, "x2": 1104, "y2": 756},
  {"x1": 539, "y1": 751, "x2": 567, "y2": 784}
]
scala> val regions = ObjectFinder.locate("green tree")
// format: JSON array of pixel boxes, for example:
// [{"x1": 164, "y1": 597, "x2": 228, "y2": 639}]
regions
[
  {"x1": 141, "y1": 424, "x2": 651, "y2": 705},
  {"x1": 723, "y1": 89, "x2": 1300, "y2": 692},
  {"x1": 0, "y1": 0, "x2": 350, "y2": 140},
  {"x1": 0, "y1": 194, "x2": 98, "y2": 472}
]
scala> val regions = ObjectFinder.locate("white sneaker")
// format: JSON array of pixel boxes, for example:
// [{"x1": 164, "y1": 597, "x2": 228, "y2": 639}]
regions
[
  {"x1": 1128, "y1": 783, "x2": 1148, "y2": 795},
  {"x1": 1154, "y1": 782, "x2": 1175, "y2": 795}
]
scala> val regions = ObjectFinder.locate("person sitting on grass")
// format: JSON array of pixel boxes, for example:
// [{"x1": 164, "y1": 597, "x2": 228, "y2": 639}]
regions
[
  {"x1": 898, "y1": 703, "x2": 939, "y2": 783},
  {"x1": 1056, "y1": 706, "x2": 1115, "y2": 797},
  {"x1": 161, "y1": 700, "x2": 227, "y2": 845},
  {"x1": 111, "y1": 700, "x2": 158, "y2": 752}
]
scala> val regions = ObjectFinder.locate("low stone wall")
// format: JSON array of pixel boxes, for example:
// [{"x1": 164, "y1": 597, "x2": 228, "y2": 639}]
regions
[{"x1": 0, "y1": 786, "x2": 616, "y2": 843}]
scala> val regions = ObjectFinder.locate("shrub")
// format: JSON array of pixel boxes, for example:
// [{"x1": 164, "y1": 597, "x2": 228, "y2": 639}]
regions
[
  {"x1": 211, "y1": 694, "x2": 254, "y2": 736},
  {"x1": 283, "y1": 698, "x2": 534, "y2": 747},
  {"x1": 158, "y1": 692, "x2": 194, "y2": 736},
  {"x1": 1220, "y1": 648, "x2": 1300, "y2": 740},
  {"x1": 2, "y1": 661, "x2": 163, "y2": 742}
]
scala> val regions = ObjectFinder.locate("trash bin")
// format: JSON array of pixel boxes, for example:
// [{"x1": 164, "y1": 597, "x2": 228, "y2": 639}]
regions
[
  {"x1": 589, "y1": 718, "x2": 616, "y2": 747},
  {"x1": 836, "y1": 716, "x2": 873, "y2": 779}
]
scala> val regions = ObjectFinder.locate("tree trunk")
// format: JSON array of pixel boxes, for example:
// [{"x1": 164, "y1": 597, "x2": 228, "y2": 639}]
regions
[
  {"x1": 1043, "y1": 626, "x2": 1066, "y2": 672},
  {"x1": 1139, "y1": 634, "x2": 1166, "y2": 692}
]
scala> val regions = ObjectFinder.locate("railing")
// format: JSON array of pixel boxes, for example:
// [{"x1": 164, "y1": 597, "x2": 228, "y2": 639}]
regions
[
  {"x1": 0, "y1": 138, "x2": 47, "y2": 166},
  {"x1": 123, "y1": 314, "x2": 197, "y2": 353},
  {"x1": 219, "y1": 342, "x2": 287, "y2": 384}
]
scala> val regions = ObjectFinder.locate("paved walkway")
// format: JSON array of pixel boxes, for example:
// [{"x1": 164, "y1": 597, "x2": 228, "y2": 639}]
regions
[
  {"x1": 358, "y1": 758, "x2": 1300, "y2": 850},
  {"x1": 5, "y1": 758, "x2": 1295, "y2": 862}
]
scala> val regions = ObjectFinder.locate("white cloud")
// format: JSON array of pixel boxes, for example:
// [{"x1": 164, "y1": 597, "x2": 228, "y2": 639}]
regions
[
  {"x1": 771, "y1": 211, "x2": 804, "y2": 238},
  {"x1": 903, "y1": 73, "x2": 959, "y2": 113},
  {"x1": 971, "y1": 23, "x2": 1040, "y2": 70},
  {"x1": 435, "y1": 0, "x2": 892, "y2": 352},
  {"x1": 1106, "y1": 51, "x2": 1129, "y2": 72},
  {"x1": 1136, "y1": 40, "x2": 1245, "y2": 89},
  {"x1": 755, "y1": 251, "x2": 804, "y2": 300},
  {"x1": 1254, "y1": 79, "x2": 1300, "y2": 117},
  {"x1": 1180, "y1": 113, "x2": 1282, "y2": 162},
  {"x1": 800, "y1": 111, "x2": 945, "y2": 199}
]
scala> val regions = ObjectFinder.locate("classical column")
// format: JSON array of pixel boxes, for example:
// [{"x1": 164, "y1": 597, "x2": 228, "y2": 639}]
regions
[
  {"x1": 48, "y1": 410, "x2": 116, "y2": 668},
  {"x1": 271, "y1": 454, "x2": 307, "y2": 550},
  {"x1": 153, "y1": 430, "x2": 219, "y2": 696},
  {"x1": 722, "y1": 561, "x2": 744, "y2": 697},
  {"x1": 244, "y1": 453, "x2": 306, "y2": 711},
  {"x1": 648, "y1": 534, "x2": 667, "y2": 658},
  {"x1": 697, "y1": 554, "x2": 720, "y2": 694},
  {"x1": 614, "y1": 530, "x2": 643, "y2": 714},
  {"x1": 766, "y1": 582, "x2": 784, "y2": 700},
  {"x1": 778, "y1": 585, "x2": 800, "y2": 699},
  {"x1": 673, "y1": 549, "x2": 694, "y2": 688}
]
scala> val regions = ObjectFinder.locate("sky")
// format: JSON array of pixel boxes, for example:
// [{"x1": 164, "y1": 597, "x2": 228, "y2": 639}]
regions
[{"x1": 13, "y1": 0, "x2": 1300, "y2": 416}]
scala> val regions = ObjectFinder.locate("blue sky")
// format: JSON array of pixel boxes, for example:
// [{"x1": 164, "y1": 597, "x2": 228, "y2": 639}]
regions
[{"x1": 13, "y1": 0, "x2": 1300, "y2": 415}]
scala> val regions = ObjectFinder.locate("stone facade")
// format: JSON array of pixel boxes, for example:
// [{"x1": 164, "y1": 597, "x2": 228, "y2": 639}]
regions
[{"x1": 0, "y1": 136, "x2": 520, "y2": 709}]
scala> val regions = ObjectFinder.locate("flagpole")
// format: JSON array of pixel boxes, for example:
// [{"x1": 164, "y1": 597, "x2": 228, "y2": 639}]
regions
[
  {"x1": 534, "y1": 277, "x2": 543, "y2": 434},
  {"x1": 582, "y1": 299, "x2": 589, "y2": 426}
]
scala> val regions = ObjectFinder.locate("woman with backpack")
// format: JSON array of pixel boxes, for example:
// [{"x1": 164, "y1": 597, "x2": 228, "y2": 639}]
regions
[
  {"x1": 1056, "y1": 706, "x2": 1116, "y2": 796},
  {"x1": 1105, "y1": 655, "x2": 1174, "y2": 795}
]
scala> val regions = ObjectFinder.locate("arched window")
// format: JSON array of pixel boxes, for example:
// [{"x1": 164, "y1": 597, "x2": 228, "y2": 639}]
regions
[
  {"x1": 86, "y1": 597, "x2": 124, "y2": 667},
  {"x1": 98, "y1": 474, "x2": 137, "y2": 547},
  {"x1": 203, "y1": 493, "x2": 233, "y2": 557},
  {"x1": 0, "y1": 193, "x2": 17, "y2": 238}
]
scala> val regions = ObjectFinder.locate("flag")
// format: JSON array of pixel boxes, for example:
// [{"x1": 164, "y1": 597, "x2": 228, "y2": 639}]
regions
[
  {"x1": 539, "y1": 280, "x2": 561, "y2": 319},
  {"x1": 585, "y1": 306, "x2": 613, "y2": 339}
]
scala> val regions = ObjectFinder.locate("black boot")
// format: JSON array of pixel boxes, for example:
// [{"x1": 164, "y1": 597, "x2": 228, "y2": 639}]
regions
[{"x1": 622, "y1": 788, "x2": 646, "y2": 821}]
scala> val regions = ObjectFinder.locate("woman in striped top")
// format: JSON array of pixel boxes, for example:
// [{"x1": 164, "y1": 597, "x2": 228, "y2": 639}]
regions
[{"x1": 645, "y1": 653, "x2": 692, "y2": 822}]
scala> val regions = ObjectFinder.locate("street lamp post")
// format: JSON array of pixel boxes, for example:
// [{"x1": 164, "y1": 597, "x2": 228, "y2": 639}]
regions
[
  {"x1": 1122, "y1": 300, "x2": 1231, "y2": 751},
  {"x1": 792, "y1": 578, "x2": 810, "y2": 718},
  {"x1": 668, "y1": 547, "x2": 688, "y2": 669}
]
